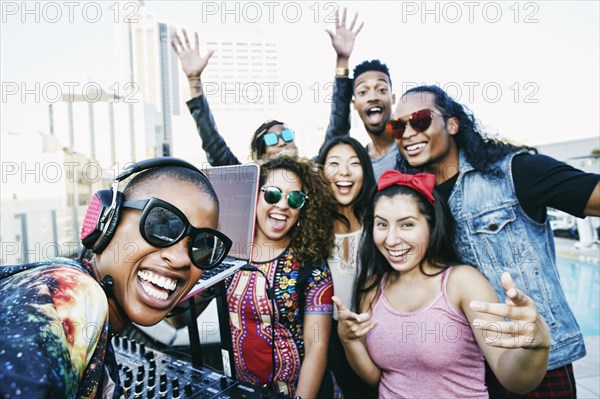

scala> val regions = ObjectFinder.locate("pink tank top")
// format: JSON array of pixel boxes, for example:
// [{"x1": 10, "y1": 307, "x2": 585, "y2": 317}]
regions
[{"x1": 365, "y1": 267, "x2": 487, "y2": 398}]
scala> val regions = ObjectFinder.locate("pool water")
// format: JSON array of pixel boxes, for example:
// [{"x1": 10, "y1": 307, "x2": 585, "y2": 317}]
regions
[{"x1": 556, "y1": 256, "x2": 600, "y2": 337}]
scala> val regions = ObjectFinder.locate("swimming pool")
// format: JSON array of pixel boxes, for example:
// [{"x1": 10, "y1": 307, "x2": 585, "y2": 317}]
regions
[{"x1": 556, "y1": 256, "x2": 600, "y2": 337}]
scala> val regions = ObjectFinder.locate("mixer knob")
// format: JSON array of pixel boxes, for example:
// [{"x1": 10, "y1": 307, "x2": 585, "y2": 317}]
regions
[
  {"x1": 184, "y1": 382, "x2": 193, "y2": 396},
  {"x1": 159, "y1": 372, "x2": 167, "y2": 395},
  {"x1": 124, "y1": 368, "x2": 133, "y2": 381},
  {"x1": 148, "y1": 372, "x2": 156, "y2": 388},
  {"x1": 134, "y1": 381, "x2": 143, "y2": 397},
  {"x1": 123, "y1": 375, "x2": 132, "y2": 389},
  {"x1": 139, "y1": 343, "x2": 146, "y2": 356},
  {"x1": 172, "y1": 379, "x2": 180, "y2": 399},
  {"x1": 220, "y1": 376, "x2": 228, "y2": 389}
]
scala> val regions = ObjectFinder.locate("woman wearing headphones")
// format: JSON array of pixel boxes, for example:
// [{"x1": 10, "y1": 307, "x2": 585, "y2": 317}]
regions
[{"x1": 0, "y1": 159, "x2": 231, "y2": 399}]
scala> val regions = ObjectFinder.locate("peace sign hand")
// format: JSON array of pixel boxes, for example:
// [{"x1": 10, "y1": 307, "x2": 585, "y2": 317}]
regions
[
  {"x1": 471, "y1": 272, "x2": 551, "y2": 350},
  {"x1": 333, "y1": 296, "x2": 377, "y2": 342}
]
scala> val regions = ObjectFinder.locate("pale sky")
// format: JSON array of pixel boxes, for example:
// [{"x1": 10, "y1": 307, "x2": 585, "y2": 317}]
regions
[{"x1": 1, "y1": 0, "x2": 599, "y2": 153}]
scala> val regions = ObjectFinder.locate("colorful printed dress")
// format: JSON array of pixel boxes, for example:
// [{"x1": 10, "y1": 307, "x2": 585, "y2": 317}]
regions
[
  {"x1": 226, "y1": 246, "x2": 333, "y2": 395},
  {"x1": 0, "y1": 258, "x2": 121, "y2": 399}
]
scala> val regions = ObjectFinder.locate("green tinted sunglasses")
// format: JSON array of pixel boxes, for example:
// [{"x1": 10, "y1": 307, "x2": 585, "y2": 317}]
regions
[{"x1": 261, "y1": 186, "x2": 307, "y2": 209}]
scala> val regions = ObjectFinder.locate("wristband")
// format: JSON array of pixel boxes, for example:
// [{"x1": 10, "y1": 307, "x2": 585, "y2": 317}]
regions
[{"x1": 335, "y1": 67, "x2": 349, "y2": 77}]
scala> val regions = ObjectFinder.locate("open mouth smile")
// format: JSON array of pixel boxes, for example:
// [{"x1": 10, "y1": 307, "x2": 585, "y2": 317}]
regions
[{"x1": 138, "y1": 270, "x2": 178, "y2": 301}]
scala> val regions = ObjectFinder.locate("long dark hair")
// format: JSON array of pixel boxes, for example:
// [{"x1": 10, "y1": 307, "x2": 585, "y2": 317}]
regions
[
  {"x1": 396, "y1": 85, "x2": 536, "y2": 177},
  {"x1": 353, "y1": 185, "x2": 459, "y2": 312},
  {"x1": 317, "y1": 136, "x2": 376, "y2": 227}
]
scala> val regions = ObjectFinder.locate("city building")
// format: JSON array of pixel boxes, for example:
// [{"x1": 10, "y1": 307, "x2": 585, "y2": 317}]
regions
[{"x1": 0, "y1": 132, "x2": 106, "y2": 264}]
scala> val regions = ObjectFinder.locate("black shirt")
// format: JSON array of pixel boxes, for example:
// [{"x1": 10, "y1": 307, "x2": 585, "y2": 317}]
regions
[{"x1": 436, "y1": 153, "x2": 599, "y2": 223}]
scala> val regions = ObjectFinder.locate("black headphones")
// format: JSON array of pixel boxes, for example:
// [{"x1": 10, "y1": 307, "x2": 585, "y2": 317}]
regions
[{"x1": 80, "y1": 157, "x2": 207, "y2": 253}]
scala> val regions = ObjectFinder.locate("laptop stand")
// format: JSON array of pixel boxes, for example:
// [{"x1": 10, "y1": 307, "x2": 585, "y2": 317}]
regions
[{"x1": 185, "y1": 280, "x2": 237, "y2": 380}]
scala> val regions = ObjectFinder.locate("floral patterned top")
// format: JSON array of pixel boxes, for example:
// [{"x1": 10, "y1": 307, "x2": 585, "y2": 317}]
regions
[
  {"x1": 225, "y1": 246, "x2": 333, "y2": 395},
  {"x1": 0, "y1": 258, "x2": 122, "y2": 399}
]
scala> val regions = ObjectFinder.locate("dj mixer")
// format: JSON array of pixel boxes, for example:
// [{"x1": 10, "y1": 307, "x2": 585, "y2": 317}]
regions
[{"x1": 113, "y1": 335, "x2": 269, "y2": 399}]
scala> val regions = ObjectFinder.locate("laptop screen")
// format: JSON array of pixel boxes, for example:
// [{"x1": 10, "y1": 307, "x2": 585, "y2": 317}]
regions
[{"x1": 202, "y1": 163, "x2": 260, "y2": 261}]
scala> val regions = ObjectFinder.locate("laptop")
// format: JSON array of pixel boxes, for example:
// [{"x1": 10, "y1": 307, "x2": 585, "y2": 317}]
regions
[{"x1": 181, "y1": 163, "x2": 260, "y2": 301}]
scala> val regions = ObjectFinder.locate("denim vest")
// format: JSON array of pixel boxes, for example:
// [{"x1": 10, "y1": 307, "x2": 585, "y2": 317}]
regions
[{"x1": 449, "y1": 150, "x2": 586, "y2": 369}]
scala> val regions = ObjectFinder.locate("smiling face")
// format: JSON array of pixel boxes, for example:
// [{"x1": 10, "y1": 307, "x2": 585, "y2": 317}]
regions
[
  {"x1": 393, "y1": 92, "x2": 460, "y2": 179},
  {"x1": 262, "y1": 124, "x2": 299, "y2": 159},
  {"x1": 353, "y1": 71, "x2": 394, "y2": 136},
  {"x1": 324, "y1": 143, "x2": 364, "y2": 208},
  {"x1": 254, "y1": 168, "x2": 302, "y2": 247},
  {"x1": 94, "y1": 177, "x2": 218, "y2": 328},
  {"x1": 373, "y1": 194, "x2": 430, "y2": 276}
]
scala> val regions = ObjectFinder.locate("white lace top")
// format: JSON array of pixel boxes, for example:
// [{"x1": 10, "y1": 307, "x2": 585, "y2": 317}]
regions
[{"x1": 328, "y1": 228, "x2": 362, "y2": 319}]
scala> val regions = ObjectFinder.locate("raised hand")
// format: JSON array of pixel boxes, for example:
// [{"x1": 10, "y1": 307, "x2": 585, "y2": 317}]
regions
[
  {"x1": 470, "y1": 272, "x2": 551, "y2": 350},
  {"x1": 171, "y1": 29, "x2": 214, "y2": 79},
  {"x1": 332, "y1": 296, "x2": 376, "y2": 342},
  {"x1": 325, "y1": 7, "x2": 364, "y2": 60}
]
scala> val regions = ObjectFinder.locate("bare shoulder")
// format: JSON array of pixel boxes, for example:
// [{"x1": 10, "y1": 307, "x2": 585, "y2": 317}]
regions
[
  {"x1": 447, "y1": 264, "x2": 486, "y2": 283},
  {"x1": 446, "y1": 265, "x2": 497, "y2": 306}
]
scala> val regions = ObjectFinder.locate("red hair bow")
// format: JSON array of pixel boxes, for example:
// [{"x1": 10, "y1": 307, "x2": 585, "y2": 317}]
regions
[{"x1": 377, "y1": 170, "x2": 436, "y2": 204}]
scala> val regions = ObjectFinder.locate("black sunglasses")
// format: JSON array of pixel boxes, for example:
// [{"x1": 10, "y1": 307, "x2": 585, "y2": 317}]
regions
[
  {"x1": 385, "y1": 108, "x2": 447, "y2": 139},
  {"x1": 122, "y1": 198, "x2": 232, "y2": 269},
  {"x1": 261, "y1": 186, "x2": 308, "y2": 209}
]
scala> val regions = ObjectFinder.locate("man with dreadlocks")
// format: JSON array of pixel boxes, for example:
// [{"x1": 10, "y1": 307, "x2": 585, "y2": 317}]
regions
[{"x1": 391, "y1": 85, "x2": 600, "y2": 398}]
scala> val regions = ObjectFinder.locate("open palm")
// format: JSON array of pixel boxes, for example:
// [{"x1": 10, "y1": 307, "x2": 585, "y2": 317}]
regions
[
  {"x1": 326, "y1": 8, "x2": 364, "y2": 59},
  {"x1": 171, "y1": 29, "x2": 214, "y2": 78}
]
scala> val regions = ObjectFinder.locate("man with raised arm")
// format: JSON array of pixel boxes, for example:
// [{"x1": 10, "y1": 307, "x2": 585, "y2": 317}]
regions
[{"x1": 322, "y1": 8, "x2": 398, "y2": 179}]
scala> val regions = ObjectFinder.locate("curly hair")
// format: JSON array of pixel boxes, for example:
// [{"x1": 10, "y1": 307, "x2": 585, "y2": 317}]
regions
[
  {"x1": 249, "y1": 120, "x2": 286, "y2": 161},
  {"x1": 258, "y1": 154, "x2": 336, "y2": 267},
  {"x1": 397, "y1": 85, "x2": 536, "y2": 177},
  {"x1": 353, "y1": 59, "x2": 392, "y2": 88}
]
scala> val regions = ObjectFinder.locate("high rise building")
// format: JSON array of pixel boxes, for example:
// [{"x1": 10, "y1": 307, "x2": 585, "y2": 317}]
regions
[
  {"x1": 114, "y1": 2, "x2": 283, "y2": 162},
  {"x1": 1, "y1": 2, "x2": 287, "y2": 265},
  {"x1": 170, "y1": 33, "x2": 282, "y2": 162},
  {"x1": 49, "y1": 91, "x2": 147, "y2": 167},
  {"x1": 114, "y1": 5, "x2": 165, "y2": 159},
  {"x1": 0, "y1": 132, "x2": 106, "y2": 264}
]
